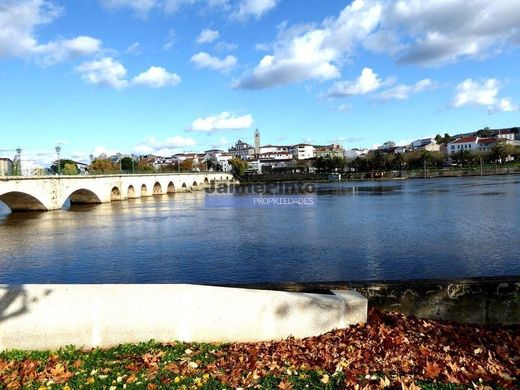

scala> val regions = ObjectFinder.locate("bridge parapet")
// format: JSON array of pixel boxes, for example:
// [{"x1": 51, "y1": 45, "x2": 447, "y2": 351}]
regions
[{"x1": 0, "y1": 172, "x2": 235, "y2": 212}]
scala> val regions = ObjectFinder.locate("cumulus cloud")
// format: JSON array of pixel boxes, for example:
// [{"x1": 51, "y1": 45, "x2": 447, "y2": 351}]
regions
[
  {"x1": 76, "y1": 57, "x2": 129, "y2": 89},
  {"x1": 132, "y1": 66, "x2": 181, "y2": 87},
  {"x1": 233, "y1": 0, "x2": 381, "y2": 89},
  {"x1": 0, "y1": 0, "x2": 101, "y2": 63},
  {"x1": 234, "y1": 0, "x2": 520, "y2": 89},
  {"x1": 133, "y1": 135, "x2": 197, "y2": 155},
  {"x1": 76, "y1": 58, "x2": 181, "y2": 89},
  {"x1": 451, "y1": 78, "x2": 518, "y2": 114},
  {"x1": 375, "y1": 79, "x2": 437, "y2": 101},
  {"x1": 383, "y1": 0, "x2": 520, "y2": 65},
  {"x1": 327, "y1": 68, "x2": 384, "y2": 97},
  {"x1": 188, "y1": 112, "x2": 254, "y2": 132},
  {"x1": 190, "y1": 52, "x2": 237, "y2": 72},
  {"x1": 232, "y1": 0, "x2": 278, "y2": 20},
  {"x1": 196, "y1": 28, "x2": 219, "y2": 44},
  {"x1": 34, "y1": 36, "x2": 102, "y2": 65}
]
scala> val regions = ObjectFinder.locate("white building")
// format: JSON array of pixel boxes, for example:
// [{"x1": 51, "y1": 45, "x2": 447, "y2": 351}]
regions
[
  {"x1": 216, "y1": 154, "x2": 232, "y2": 172},
  {"x1": 314, "y1": 144, "x2": 344, "y2": 158},
  {"x1": 258, "y1": 152, "x2": 293, "y2": 161},
  {"x1": 0, "y1": 158, "x2": 13, "y2": 176},
  {"x1": 229, "y1": 140, "x2": 255, "y2": 159},
  {"x1": 411, "y1": 138, "x2": 440, "y2": 151},
  {"x1": 344, "y1": 148, "x2": 369, "y2": 159},
  {"x1": 496, "y1": 130, "x2": 516, "y2": 141},
  {"x1": 292, "y1": 144, "x2": 314, "y2": 160},
  {"x1": 259, "y1": 145, "x2": 291, "y2": 154},
  {"x1": 447, "y1": 136, "x2": 500, "y2": 156}
]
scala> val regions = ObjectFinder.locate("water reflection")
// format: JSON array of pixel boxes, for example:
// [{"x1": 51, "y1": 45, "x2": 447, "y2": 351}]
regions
[{"x1": 0, "y1": 176, "x2": 519, "y2": 284}]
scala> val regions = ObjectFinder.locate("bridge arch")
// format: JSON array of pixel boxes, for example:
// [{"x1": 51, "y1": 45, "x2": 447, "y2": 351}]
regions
[
  {"x1": 192, "y1": 181, "x2": 198, "y2": 188},
  {"x1": 111, "y1": 186, "x2": 121, "y2": 201},
  {"x1": 141, "y1": 184, "x2": 148, "y2": 196},
  {"x1": 181, "y1": 182, "x2": 187, "y2": 190},
  {"x1": 204, "y1": 177, "x2": 209, "y2": 185},
  {"x1": 153, "y1": 182, "x2": 162, "y2": 195},
  {"x1": 0, "y1": 191, "x2": 48, "y2": 211},
  {"x1": 127, "y1": 185, "x2": 135, "y2": 198},
  {"x1": 68, "y1": 189, "x2": 102, "y2": 205},
  {"x1": 167, "y1": 181, "x2": 175, "y2": 193}
]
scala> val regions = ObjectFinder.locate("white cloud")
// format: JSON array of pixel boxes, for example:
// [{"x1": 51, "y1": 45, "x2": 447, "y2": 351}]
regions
[
  {"x1": 76, "y1": 58, "x2": 181, "y2": 89},
  {"x1": 76, "y1": 57, "x2": 129, "y2": 89},
  {"x1": 132, "y1": 66, "x2": 181, "y2": 87},
  {"x1": 190, "y1": 52, "x2": 237, "y2": 72},
  {"x1": 451, "y1": 78, "x2": 518, "y2": 114},
  {"x1": 34, "y1": 36, "x2": 102, "y2": 65},
  {"x1": 235, "y1": 0, "x2": 520, "y2": 89},
  {"x1": 99, "y1": 0, "x2": 228, "y2": 15},
  {"x1": 162, "y1": 29, "x2": 176, "y2": 51},
  {"x1": 232, "y1": 0, "x2": 278, "y2": 20},
  {"x1": 375, "y1": 79, "x2": 437, "y2": 101},
  {"x1": 490, "y1": 98, "x2": 519, "y2": 114},
  {"x1": 381, "y1": 0, "x2": 520, "y2": 65},
  {"x1": 99, "y1": 0, "x2": 157, "y2": 15},
  {"x1": 126, "y1": 41, "x2": 141, "y2": 54},
  {"x1": 196, "y1": 28, "x2": 219, "y2": 44},
  {"x1": 0, "y1": 0, "x2": 101, "y2": 63},
  {"x1": 188, "y1": 112, "x2": 254, "y2": 132},
  {"x1": 134, "y1": 136, "x2": 197, "y2": 155},
  {"x1": 327, "y1": 68, "x2": 383, "y2": 97},
  {"x1": 234, "y1": 0, "x2": 381, "y2": 89}
]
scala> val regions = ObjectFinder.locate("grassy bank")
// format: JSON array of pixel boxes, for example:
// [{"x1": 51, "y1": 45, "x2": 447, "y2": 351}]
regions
[{"x1": 1, "y1": 309, "x2": 518, "y2": 389}]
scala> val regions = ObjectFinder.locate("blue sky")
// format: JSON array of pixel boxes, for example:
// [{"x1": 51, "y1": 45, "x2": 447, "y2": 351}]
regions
[{"x1": 1, "y1": 0, "x2": 519, "y2": 166}]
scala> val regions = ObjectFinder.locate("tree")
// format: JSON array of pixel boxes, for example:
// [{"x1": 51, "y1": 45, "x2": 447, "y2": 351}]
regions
[
  {"x1": 62, "y1": 163, "x2": 79, "y2": 175},
  {"x1": 476, "y1": 127, "x2": 492, "y2": 138},
  {"x1": 52, "y1": 159, "x2": 78, "y2": 174},
  {"x1": 88, "y1": 159, "x2": 119, "y2": 174},
  {"x1": 136, "y1": 160, "x2": 155, "y2": 173},
  {"x1": 228, "y1": 158, "x2": 248, "y2": 176},
  {"x1": 207, "y1": 160, "x2": 222, "y2": 172},
  {"x1": 180, "y1": 159, "x2": 194, "y2": 172},
  {"x1": 435, "y1": 133, "x2": 455, "y2": 145},
  {"x1": 120, "y1": 157, "x2": 135, "y2": 172}
]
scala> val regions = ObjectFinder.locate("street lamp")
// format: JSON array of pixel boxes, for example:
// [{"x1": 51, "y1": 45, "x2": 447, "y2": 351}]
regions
[
  {"x1": 15, "y1": 147, "x2": 22, "y2": 176},
  {"x1": 55, "y1": 145, "x2": 61, "y2": 175}
]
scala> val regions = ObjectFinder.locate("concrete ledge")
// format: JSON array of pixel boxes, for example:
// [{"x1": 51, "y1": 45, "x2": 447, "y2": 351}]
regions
[
  {"x1": 231, "y1": 276, "x2": 520, "y2": 325},
  {"x1": 0, "y1": 284, "x2": 367, "y2": 350}
]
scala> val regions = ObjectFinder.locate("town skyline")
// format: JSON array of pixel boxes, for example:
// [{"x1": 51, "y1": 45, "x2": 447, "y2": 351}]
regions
[{"x1": 1, "y1": 1, "x2": 520, "y2": 167}]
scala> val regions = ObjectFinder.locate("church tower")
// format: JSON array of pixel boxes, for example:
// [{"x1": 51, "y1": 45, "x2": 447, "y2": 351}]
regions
[{"x1": 254, "y1": 128, "x2": 260, "y2": 156}]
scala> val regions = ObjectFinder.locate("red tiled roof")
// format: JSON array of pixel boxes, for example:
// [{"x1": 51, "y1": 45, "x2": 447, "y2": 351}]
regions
[
  {"x1": 452, "y1": 136, "x2": 477, "y2": 144},
  {"x1": 477, "y1": 138, "x2": 498, "y2": 145}
]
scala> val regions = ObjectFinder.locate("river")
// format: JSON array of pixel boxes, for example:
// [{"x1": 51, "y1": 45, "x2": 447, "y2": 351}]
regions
[{"x1": 0, "y1": 175, "x2": 519, "y2": 284}]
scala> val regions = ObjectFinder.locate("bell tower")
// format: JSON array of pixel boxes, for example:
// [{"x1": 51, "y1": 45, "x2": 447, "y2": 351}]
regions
[{"x1": 254, "y1": 128, "x2": 260, "y2": 156}]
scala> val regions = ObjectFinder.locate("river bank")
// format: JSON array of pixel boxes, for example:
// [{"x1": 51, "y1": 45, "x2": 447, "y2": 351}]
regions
[{"x1": 239, "y1": 165, "x2": 520, "y2": 183}]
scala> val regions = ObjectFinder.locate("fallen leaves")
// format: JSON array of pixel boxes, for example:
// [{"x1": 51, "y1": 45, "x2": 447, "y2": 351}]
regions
[{"x1": 0, "y1": 308, "x2": 518, "y2": 389}]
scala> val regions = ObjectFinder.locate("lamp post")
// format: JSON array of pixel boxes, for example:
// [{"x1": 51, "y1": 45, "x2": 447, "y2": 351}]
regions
[
  {"x1": 55, "y1": 145, "x2": 61, "y2": 175},
  {"x1": 15, "y1": 147, "x2": 22, "y2": 176}
]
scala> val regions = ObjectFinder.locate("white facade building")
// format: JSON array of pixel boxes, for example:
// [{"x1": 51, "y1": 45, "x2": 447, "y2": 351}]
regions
[
  {"x1": 0, "y1": 158, "x2": 13, "y2": 176},
  {"x1": 447, "y1": 136, "x2": 501, "y2": 156},
  {"x1": 292, "y1": 144, "x2": 314, "y2": 160}
]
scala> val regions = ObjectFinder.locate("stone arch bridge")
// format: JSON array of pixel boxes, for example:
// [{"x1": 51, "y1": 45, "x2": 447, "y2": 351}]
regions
[{"x1": 0, "y1": 172, "x2": 234, "y2": 212}]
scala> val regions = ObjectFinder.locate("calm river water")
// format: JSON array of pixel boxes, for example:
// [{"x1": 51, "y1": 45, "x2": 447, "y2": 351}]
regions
[{"x1": 0, "y1": 175, "x2": 519, "y2": 284}]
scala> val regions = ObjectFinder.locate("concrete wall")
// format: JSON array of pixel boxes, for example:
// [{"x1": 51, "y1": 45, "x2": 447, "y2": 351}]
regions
[
  {"x1": 0, "y1": 172, "x2": 235, "y2": 211},
  {"x1": 234, "y1": 276, "x2": 520, "y2": 325},
  {"x1": 0, "y1": 284, "x2": 367, "y2": 351}
]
